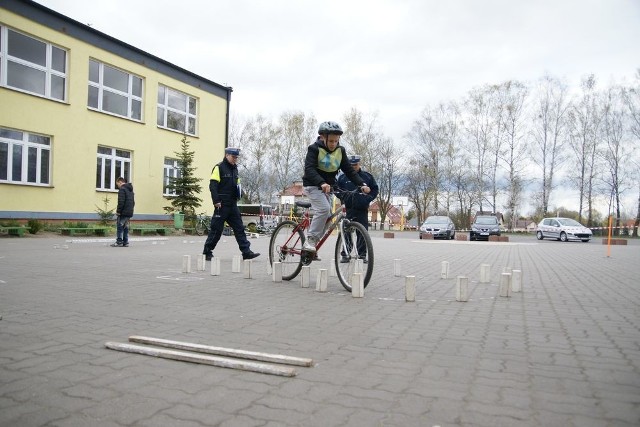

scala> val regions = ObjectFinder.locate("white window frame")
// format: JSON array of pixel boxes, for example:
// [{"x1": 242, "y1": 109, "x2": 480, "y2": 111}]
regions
[
  {"x1": 96, "y1": 146, "x2": 131, "y2": 191},
  {"x1": 88, "y1": 59, "x2": 143, "y2": 121},
  {"x1": 0, "y1": 127, "x2": 52, "y2": 186},
  {"x1": 157, "y1": 84, "x2": 197, "y2": 135},
  {"x1": 0, "y1": 26, "x2": 68, "y2": 101},
  {"x1": 163, "y1": 157, "x2": 181, "y2": 196}
]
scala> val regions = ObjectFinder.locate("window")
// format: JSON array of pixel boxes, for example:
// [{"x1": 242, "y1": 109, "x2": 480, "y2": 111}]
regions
[
  {"x1": 0, "y1": 27, "x2": 67, "y2": 101},
  {"x1": 0, "y1": 127, "x2": 51, "y2": 185},
  {"x1": 88, "y1": 59, "x2": 143, "y2": 120},
  {"x1": 157, "y1": 85, "x2": 197, "y2": 135},
  {"x1": 163, "y1": 158, "x2": 181, "y2": 196},
  {"x1": 96, "y1": 146, "x2": 131, "y2": 190}
]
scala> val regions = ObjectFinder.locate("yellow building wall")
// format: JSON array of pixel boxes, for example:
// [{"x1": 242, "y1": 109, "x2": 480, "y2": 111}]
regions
[{"x1": 0, "y1": 8, "x2": 228, "y2": 219}]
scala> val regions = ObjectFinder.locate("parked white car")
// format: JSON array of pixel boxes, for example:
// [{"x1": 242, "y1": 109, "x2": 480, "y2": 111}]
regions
[{"x1": 536, "y1": 217, "x2": 592, "y2": 242}]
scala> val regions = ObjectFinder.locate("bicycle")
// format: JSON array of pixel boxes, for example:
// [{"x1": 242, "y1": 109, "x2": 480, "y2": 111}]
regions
[
  {"x1": 268, "y1": 188, "x2": 374, "y2": 291},
  {"x1": 195, "y1": 212, "x2": 211, "y2": 236}
]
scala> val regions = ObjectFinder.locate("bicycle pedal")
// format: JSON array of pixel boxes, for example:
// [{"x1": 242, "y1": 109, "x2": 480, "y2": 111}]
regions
[{"x1": 301, "y1": 252, "x2": 313, "y2": 266}]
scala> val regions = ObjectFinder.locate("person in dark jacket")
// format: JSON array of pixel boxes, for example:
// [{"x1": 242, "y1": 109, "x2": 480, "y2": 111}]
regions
[
  {"x1": 202, "y1": 147, "x2": 260, "y2": 261},
  {"x1": 336, "y1": 155, "x2": 379, "y2": 262},
  {"x1": 111, "y1": 177, "x2": 135, "y2": 247},
  {"x1": 302, "y1": 121, "x2": 370, "y2": 252}
]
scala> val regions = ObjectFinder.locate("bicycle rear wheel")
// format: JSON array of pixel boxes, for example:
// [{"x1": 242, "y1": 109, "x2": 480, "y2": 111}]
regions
[
  {"x1": 269, "y1": 220, "x2": 304, "y2": 280},
  {"x1": 195, "y1": 219, "x2": 206, "y2": 236},
  {"x1": 334, "y1": 221, "x2": 374, "y2": 291}
]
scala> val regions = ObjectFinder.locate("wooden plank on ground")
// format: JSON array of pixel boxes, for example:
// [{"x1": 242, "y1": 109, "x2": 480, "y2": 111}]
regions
[
  {"x1": 105, "y1": 341, "x2": 296, "y2": 377},
  {"x1": 128, "y1": 335, "x2": 313, "y2": 367}
]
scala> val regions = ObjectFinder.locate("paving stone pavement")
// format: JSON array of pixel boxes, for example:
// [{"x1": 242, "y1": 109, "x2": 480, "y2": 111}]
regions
[{"x1": 1, "y1": 231, "x2": 639, "y2": 427}]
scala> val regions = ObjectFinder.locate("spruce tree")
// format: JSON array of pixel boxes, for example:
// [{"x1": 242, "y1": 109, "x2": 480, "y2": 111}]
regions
[{"x1": 164, "y1": 135, "x2": 203, "y2": 223}]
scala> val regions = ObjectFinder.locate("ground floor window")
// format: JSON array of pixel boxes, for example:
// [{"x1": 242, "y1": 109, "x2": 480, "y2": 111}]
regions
[
  {"x1": 96, "y1": 146, "x2": 131, "y2": 190},
  {"x1": 0, "y1": 127, "x2": 51, "y2": 185},
  {"x1": 163, "y1": 157, "x2": 180, "y2": 196}
]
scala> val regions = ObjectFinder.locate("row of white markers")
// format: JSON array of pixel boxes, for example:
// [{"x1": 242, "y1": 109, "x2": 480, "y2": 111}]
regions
[{"x1": 181, "y1": 255, "x2": 521, "y2": 301}]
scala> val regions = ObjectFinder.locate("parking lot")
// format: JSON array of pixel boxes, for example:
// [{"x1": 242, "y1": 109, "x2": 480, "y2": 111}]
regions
[{"x1": 1, "y1": 231, "x2": 639, "y2": 426}]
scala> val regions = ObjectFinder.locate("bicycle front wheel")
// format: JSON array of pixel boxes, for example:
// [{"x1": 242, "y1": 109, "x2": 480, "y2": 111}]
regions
[
  {"x1": 269, "y1": 220, "x2": 304, "y2": 280},
  {"x1": 334, "y1": 221, "x2": 374, "y2": 292},
  {"x1": 195, "y1": 219, "x2": 206, "y2": 236}
]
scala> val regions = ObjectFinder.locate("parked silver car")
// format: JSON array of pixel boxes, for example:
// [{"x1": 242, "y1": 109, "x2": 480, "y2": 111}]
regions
[
  {"x1": 536, "y1": 217, "x2": 592, "y2": 242},
  {"x1": 419, "y1": 215, "x2": 455, "y2": 239}
]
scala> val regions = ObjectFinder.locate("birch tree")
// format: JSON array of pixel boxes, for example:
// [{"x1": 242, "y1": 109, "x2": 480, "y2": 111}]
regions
[
  {"x1": 566, "y1": 75, "x2": 602, "y2": 224},
  {"x1": 530, "y1": 75, "x2": 570, "y2": 216}
]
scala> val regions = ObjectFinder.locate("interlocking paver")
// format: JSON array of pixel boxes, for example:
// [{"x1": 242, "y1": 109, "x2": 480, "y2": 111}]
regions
[{"x1": 1, "y1": 232, "x2": 639, "y2": 426}]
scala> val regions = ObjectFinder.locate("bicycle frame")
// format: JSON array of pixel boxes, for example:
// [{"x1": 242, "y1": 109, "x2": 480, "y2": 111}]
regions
[{"x1": 269, "y1": 188, "x2": 374, "y2": 291}]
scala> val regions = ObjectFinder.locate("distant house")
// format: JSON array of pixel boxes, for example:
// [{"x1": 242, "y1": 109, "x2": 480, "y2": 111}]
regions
[
  {"x1": 512, "y1": 219, "x2": 537, "y2": 232},
  {"x1": 278, "y1": 181, "x2": 307, "y2": 217},
  {"x1": 369, "y1": 201, "x2": 403, "y2": 229}
]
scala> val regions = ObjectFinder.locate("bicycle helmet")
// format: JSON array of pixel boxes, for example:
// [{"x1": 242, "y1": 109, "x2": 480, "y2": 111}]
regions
[{"x1": 318, "y1": 121, "x2": 343, "y2": 135}]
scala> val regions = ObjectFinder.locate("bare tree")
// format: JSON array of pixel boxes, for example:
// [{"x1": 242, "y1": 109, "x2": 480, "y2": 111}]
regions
[
  {"x1": 463, "y1": 85, "x2": 496, "y2": 213},
  {"x1": 403, "y1": 159, "x2": 434, "y2": 224},
  {"x1": 406, "y1": 102, "x2": 461, "y2": 219},
  {"x1": 233, "y1": 114, "x2": 279, "y2": 204},
  {"x1": 498, "y1": 80, "x2": 530, "y2": 229},
  {"x1": 374, "y1": 136, "x2": 402, "y2": 229},
  {"x1": 273, "y1": 111, "x2": 316, "y2": 193},
  {"x1": 530, "y1": 75, "x2": 570, "y2": 217},
  {"x1": 566, "y1": 75, "x2": 602, "y2": 225},
  {"x1": 622, "y1": 69, "x2": 640, "y2": 237},
  {"x1": 601, "y1": 85, "x2": 631, "y2": 233},
  {"x1": 341, "y1": 107, "x2": 380, "y2": 172}
]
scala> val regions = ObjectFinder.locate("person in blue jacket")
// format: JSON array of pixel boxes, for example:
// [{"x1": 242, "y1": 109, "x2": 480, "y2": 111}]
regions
[
  {"x1": 336, "y1": 155, "x2": 379, "y2": 263},
  {"x1": 111, "y1": 176, "x2": 135, "y2": 247}
]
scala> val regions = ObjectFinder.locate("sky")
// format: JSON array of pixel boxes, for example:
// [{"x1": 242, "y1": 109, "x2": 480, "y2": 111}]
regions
[
  {"x1": 35, "y1": 0, "x2": 640, "y2": 142},
  {"x1": 33, "y1": 0, "x2": 640, "y2": 216}
]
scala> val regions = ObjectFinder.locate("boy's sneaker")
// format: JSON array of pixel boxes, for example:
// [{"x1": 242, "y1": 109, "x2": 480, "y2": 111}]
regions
[
  {"x1": 110, "y1": 242, "x2": 123, "y2": 247},
  {"x1": 302, "y1": 237, "x2": 317, "y2": 252},
  {"x1": 340, "y1": 256, "x2": 350, "y2": 263},
  {"x1": 122, "y1": 243, "x2": 129, "y2": 247},
  {"x1": 243, "y1": 251, "x2": 260, "y2": 260}
]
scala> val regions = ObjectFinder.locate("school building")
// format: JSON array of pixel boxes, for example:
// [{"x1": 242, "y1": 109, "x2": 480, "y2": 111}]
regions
[{"x1": 0, "y1": 0, "x2": 231, "y2": 222}]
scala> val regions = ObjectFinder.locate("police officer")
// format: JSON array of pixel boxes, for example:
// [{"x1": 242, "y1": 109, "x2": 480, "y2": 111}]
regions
[
  {"x1": 336, "y1": 155, "x2": 379, "y2": 263},
  {"x1": 202, "y1": 147, "x2": 260, "y2": 261}
]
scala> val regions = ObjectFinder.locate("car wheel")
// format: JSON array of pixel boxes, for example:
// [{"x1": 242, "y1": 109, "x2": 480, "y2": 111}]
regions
[
  {"x1": 560, "y1": 231, "x2": 568, "y2": 242},
  {"x1": 451, "y1": 232, "x2": 455, "y2": 240},
  {"x1": 419, "y1": 234, "x2": 422, "y2": 240},
  {"x1": 536, "y1": 231, "x2": 544, "y2": 240}
]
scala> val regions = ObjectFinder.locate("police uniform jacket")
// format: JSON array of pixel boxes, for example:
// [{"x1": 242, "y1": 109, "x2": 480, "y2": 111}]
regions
[
  {"x1": 337, "y1": 169, "x2": 379, "y2": 210},
  {"x1": 210, "y1": 158, "x2": 241, "y2": 205}
]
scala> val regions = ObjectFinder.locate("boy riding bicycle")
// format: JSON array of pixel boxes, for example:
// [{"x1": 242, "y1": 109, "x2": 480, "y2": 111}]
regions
[{"x1": 302, "y1": 121, "x2": 371, "y2": 252}]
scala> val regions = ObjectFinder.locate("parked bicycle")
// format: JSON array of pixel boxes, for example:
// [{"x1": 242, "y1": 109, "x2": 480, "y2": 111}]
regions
[
  {"x1": 195, "y1": 212, "x2": 211, "y2": 236},
  {"x1": 268, "y1": 188, "x2": 374, "y2": 291}
]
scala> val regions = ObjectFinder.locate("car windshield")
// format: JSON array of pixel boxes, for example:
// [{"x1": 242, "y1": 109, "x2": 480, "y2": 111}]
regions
[
  {"x1": 557, "y1": 218, "x2": 583, "y2": 227},
  {"x1": 424, "y1": 217, "x2": 448, "y2": 224},
  {"x1": 475, "y1": 216, "x2": 498, "y2": 225}
]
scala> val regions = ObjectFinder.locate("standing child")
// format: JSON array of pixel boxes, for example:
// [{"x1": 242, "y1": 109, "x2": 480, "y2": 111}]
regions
[{"x1": 111, "y1": 177, "x2": 135, "y2": 247}]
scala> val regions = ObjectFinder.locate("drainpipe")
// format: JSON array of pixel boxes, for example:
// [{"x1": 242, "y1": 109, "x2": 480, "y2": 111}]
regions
[{"x1": 225, "y1": 86, "x2": 233, "y2": 148}]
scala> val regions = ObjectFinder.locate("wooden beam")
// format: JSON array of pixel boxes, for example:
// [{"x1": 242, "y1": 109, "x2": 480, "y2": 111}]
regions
[
  {"x1": 128, "y1": 335, "x2": 314, "y2": 367},
  {"x1": 105, "y1": 341, "x2": 296, "y2": 377}
]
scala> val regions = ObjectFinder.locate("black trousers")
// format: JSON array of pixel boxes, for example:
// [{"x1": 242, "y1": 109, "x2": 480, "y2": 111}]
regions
[
  {"x1": 343, "y1": 208, "x2": 369, "y2": 257},
  {"x1": 203, "y1": 204, "x2": 251, "y2": 255}
]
